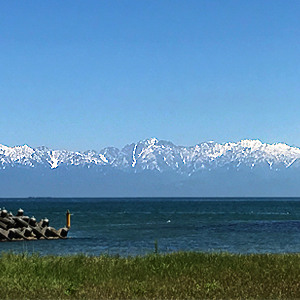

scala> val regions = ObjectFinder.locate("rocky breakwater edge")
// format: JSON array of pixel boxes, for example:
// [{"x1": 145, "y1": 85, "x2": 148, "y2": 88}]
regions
[{"x1": 0, "y1": 208, "x2": 69, "y2": 242}]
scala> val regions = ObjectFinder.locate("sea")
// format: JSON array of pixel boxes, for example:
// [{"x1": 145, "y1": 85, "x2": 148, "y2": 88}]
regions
[{"x1": 1, "y1": 198, "x2": 300, "y2": 256}]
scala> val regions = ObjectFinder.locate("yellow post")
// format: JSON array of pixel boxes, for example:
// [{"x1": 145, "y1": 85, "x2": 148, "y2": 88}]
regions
[{"x1": 66, "y1": 210, "x2": 71, "y2": 228}]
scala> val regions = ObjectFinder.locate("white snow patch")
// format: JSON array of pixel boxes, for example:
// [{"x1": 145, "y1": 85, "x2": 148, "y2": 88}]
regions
[
  {"x1": 50, "y1": 156, "x2": 59, "y2": 169},
  {"x1": 132, "y1": 144, "x2": 137, "y2": 167},
  {"x1": 99, "y1": 154, "x2": 108, "y2": 163},
  {"x1": 286, "y1": 158, "x2": 297, "y2": 168}
]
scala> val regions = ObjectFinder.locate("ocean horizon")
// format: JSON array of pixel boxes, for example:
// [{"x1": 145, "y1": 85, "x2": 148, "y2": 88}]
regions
[{"x1": 1, "y1": 197, "x2": 300, "y2": 256}]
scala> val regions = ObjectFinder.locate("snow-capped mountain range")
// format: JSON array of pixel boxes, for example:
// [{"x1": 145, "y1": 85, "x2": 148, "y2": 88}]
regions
[
  {"x1": 3, "y1": 138, "x2": 300, "y2": 197},
  {"x1": 1, "y1": 138, "x2": 300, "y2": 174}
]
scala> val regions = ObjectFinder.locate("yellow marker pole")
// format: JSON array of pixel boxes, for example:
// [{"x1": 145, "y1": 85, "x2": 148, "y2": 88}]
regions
[{"x1": 66, "y1": 210, "x2": 71, "y2": 228}]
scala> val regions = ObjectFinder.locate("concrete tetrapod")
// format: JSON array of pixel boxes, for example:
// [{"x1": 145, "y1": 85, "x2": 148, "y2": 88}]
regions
[{"x1": 0, "y1": 208, "x2": 70, "y2": 242}]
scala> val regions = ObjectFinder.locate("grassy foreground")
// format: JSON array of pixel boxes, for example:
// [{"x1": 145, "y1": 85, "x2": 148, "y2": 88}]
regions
[{"x1": 1, "y1": 251, "x2": 300, "y2": 299}]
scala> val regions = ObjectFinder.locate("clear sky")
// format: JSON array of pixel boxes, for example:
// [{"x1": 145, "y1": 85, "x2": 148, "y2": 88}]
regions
[{"x1": 1, "y1": 0, "x2": 300, "y2": 151}]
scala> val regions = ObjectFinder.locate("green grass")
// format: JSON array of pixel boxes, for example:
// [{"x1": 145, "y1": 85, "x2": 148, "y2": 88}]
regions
[{"x1": 1, "y1": 251, "x2": 300, "y2": 299}]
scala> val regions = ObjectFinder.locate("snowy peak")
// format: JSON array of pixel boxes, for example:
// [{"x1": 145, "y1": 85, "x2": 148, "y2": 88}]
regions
[
  {"x1": 144, "y1": 137, "x2": 159, "y2": 146},
  {"x1": 0, "y1": 144, "x2": 36, "y2": 168},
  {"x1": 1, "y1": 139, "x2": 300, "y2": 173},
  {"x1": 0, "y1": 144, "x2": 107, "y2": 169}
]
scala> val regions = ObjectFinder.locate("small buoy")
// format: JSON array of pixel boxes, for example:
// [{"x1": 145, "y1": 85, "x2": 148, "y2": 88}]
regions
[
  {"x1": 66, "y1": 210, "x2": 71, "y2": 228},
  {"x1": 167, "y1": 220, "x2": 171, "y2": 223}
]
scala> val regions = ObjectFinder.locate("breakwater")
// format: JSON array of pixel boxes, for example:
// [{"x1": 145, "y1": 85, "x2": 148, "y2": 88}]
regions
[{"x1": 0, "y1": 208, "x2": 69, "y2": 241}]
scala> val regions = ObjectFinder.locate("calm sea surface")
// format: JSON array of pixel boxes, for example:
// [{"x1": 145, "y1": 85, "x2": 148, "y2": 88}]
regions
[{"x1": 1, "y1": 198, "x2": 300, "y2": 256}]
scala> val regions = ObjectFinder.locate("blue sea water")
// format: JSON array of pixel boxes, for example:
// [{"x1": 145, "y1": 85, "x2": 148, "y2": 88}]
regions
[{"x1": 1, "y1": 198, "x2": 300, "y2": 256}]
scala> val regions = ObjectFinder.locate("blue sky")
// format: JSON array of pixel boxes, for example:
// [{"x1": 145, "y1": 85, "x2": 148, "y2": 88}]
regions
[{"x1": 1, "y1": 0, "x2": 300, "y2": 151}]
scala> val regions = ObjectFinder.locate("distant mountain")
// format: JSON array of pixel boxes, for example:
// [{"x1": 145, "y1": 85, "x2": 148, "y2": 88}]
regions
[{"x1": 1, "y1": 138, "x2": 300, "y2": 197}]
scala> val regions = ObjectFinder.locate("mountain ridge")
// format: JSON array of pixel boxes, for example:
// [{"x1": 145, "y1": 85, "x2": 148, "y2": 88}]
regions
[
  {"x1": 2, "y1": 138, "x2": 300, "y2": 197},
  {"x1": 1, "y1": 138, "x2": 300, "y2": 174}
]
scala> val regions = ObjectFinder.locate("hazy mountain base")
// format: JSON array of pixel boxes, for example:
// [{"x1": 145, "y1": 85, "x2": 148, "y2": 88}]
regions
[{"x1": 0, "y1": 165, "x2": 299, "y2": 198}]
